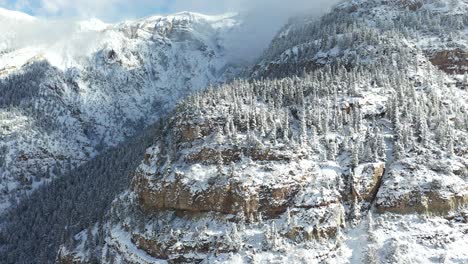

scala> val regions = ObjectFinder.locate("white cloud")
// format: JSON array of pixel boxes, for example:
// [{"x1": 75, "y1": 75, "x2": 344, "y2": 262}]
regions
[
  {"x1": 1, "y1": 0, "x2": 342, "y2": 63},
  {"x1": 164, "y1": 0, "x2": 342, "y2": 62},
  {"x1": 164, "y1": 0, "x2": 340, "y2": 15},
  {"x1": 37, "y1": 0, "x2": 127, "y2": 18}
]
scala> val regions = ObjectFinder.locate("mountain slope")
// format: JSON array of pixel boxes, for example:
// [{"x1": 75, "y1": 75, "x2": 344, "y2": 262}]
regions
[
  {"x1": 0, "y1": 11, "x2": 242, "y2": 212},
  {"x1": 252, "y1": 0, "x2": 467, "y2": 78},
  {"x1": 54, "y1": 0, "x2": 468, "y2": 263},
  {"x1": 0, "y1": 120, "x2": 163, "y2": 263}
]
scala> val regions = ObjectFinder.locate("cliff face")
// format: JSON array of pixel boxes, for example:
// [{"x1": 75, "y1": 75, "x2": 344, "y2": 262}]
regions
[
  {"x1": 55, "y1": 0, "x2": 468, "y2": 263},
  {"x1": 429, "y1": 49, "x2": 468, "y2": 75}
]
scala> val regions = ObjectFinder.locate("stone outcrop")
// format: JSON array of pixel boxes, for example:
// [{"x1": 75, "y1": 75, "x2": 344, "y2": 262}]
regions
[
  {"x1": 376, "y1": 190, "x2": 468, "y2": 215},
  {"x1": 376, "y1": 162, "x2": 468, "y2": 215},
  {"x1": 353, "y1": 162, "x2": 386, "y2": 202},
  {"x1": 134, "y1": 113, "x2": 314, "y2": 219},
  {"x1": 397, "y1": 0, "x2": 423, "y2": 11},
  {"x1": 428, "y1": 49, "x2": 468, "y2": 74},
  {"x1": 285, "y1": 204, "x2": 346, "y2": 242},
  {"x1": 134, "y1": 170, "x2": 306, "y2": 218},
  {"x1": 56, "y1": 250, "x2": 93, "y2": 264}
]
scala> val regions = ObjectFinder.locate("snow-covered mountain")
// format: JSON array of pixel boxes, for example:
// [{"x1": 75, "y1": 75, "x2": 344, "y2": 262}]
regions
[
  {"x1": 252, "y1": 0, "x2": 467, "y2": 78},
  {"x1": 1, "y1": 0, "x2": 467, "y2": 263},
  {"x1": 0, "y1": 10, "x2": 243, "y2": 212},
  {"x1": 45, "y1": 0, "x2": 467, "y2": 263}
]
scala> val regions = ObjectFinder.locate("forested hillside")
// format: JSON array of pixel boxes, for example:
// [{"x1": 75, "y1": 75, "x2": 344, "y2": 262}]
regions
[
  {"x1": 0, "y1": 120, "x2": 163, "y2": 263},
  {"x1": 252, "y1": 0, "x2": 467, "y2": 78}
]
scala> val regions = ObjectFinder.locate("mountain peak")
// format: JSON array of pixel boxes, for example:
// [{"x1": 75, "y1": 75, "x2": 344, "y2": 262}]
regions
[
  {"x1": 125, "y1": 11, "x2": 240, "y2": 32},
  {"x1": 77, "y1": 18, "x2": 109, "y2": 32}
]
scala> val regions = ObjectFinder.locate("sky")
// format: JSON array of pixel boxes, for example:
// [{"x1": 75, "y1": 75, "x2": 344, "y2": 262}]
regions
[
  {"x1": 1, "y1": 0, "x2": 172, "y2": 20},
  {"x1": 0, "y1": 0, "x2": 340, "y2": 21}
]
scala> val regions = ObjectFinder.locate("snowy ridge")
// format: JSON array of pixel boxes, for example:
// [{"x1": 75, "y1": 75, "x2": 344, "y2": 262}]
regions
[
  {"x1": 0, "y1": 11, "x2": 240, "y2": 72},
  {"x1": 0, "y1": 10, "x2": 243, "y2": 212},
  {"x1": 252, "y1": 0, "x2": 468, "y2": 78}
]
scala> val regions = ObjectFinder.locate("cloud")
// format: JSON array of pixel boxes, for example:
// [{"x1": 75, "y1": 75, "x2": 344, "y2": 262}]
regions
[
  {"x1": 236, "y1": 0, "x2": 342, "y2": 61},
  {"x1": 37, "y1": 0, "x2": 130, "y2": 19},
  {"x1": 163, "y1": 0, "x2": 342, "y2": 62},
  {"x1": 1, "y1": 0, "x2": 342, "y2": 63},
  {"x1": 164, "y1": 0, "x2": 339, "y2": 15}
]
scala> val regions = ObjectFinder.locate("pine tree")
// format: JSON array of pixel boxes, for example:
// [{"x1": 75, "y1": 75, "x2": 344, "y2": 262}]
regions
[
  {"x1": 300, "y1": 108, "x2": 308, "y2": 144},
  {"x1": 446, "y1": 130, "x2": 455, "y2": 156},
  {"x1": 364, "y1": 245, "x2": 379, "y2": 264},
  {"x1": 194, "y1": 124, "x2": 202, "y2": 139},
  {"x1": 351, "y1": 141, "x2": 360, "y2": 170},
  {"x1": 388, "y1": 238, "x2": 408, "y2": 264},
  {"x1": 327, "y1": 140, "x2": 338, "y2": 161},
  {"x1": 351, "y1": 196, "x2": 361, "y2": 226},
  {"x1": 231, "y1": 224, "x2": 241, "y2": 249},
  {"x1": 367, "y1": 213, "x2": 377, "y2": 243},
  {"x1": 283, "y1": 110, "x2": 290, "y2": 142},
  {"x1": 394, "y1": 140, "x2": 404, "y2": 160},
  {"x1": 416, "y1": 114, "x2": 428, "y2": 146},
  {"x1": 216, "y1": 150, "x2": 224, "y2": 176}
]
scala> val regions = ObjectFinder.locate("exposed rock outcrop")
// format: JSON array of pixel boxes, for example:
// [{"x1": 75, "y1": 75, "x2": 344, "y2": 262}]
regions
[
  {"x1": 377, "y1": 189, "x2": 468, "y2": 215},
  {"x1": 428, "y1": 49, "x2": 468, "y2": 74},
  {"x1": 376, "y1": 161, "x2": 468, "y2": 215},
  {"x1": 353, "y1": 162, "x2": 386, "y2": 202},
  {"x1": 134, "y1": 171, "x2": 306, "y2": 218}
]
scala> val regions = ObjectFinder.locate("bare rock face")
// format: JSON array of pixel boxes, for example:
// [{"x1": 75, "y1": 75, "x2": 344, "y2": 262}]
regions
[
  {"x1": 134, "y1": 173, "x2": 300, "y2": 217},
  {"x1": 56, "y1": 250, "x2": 93, "y2": 264},
  {"x1": 56, "y1": 255, "x2": 76, "y2": 264},
  {"x1": 353, "y1": 162, "x2": 386, "y2": 202},
  {"x1": 132, "y1": 106, "x2": 323, "y2": 219},
  {"x1": 428, "y1": 49, "x2": 468, "y2": 74},
  {"x1": 377, "y1": 189, "x2": 468, "y2": 215},
  {"x1": 376, "y1": 161, "x2": 468, "y2": 215},
  {"x1": 134, "y1": 147, "x2": 312, "y2": 218},
  {"x1": 397, "y1": 0, "x2": 423, "y2": 11}
]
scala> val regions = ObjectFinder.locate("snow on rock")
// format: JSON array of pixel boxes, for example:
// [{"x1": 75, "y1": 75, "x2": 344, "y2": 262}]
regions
[
  {"x1": 353, "y1": 162, "x2": 385, "y2": 202},
  {"x1": 376, "y1": 159, "x2": 468, "y2": 215},
  {"x1": 252, "y1": 0, "x2": 468, "y2": 78}
]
